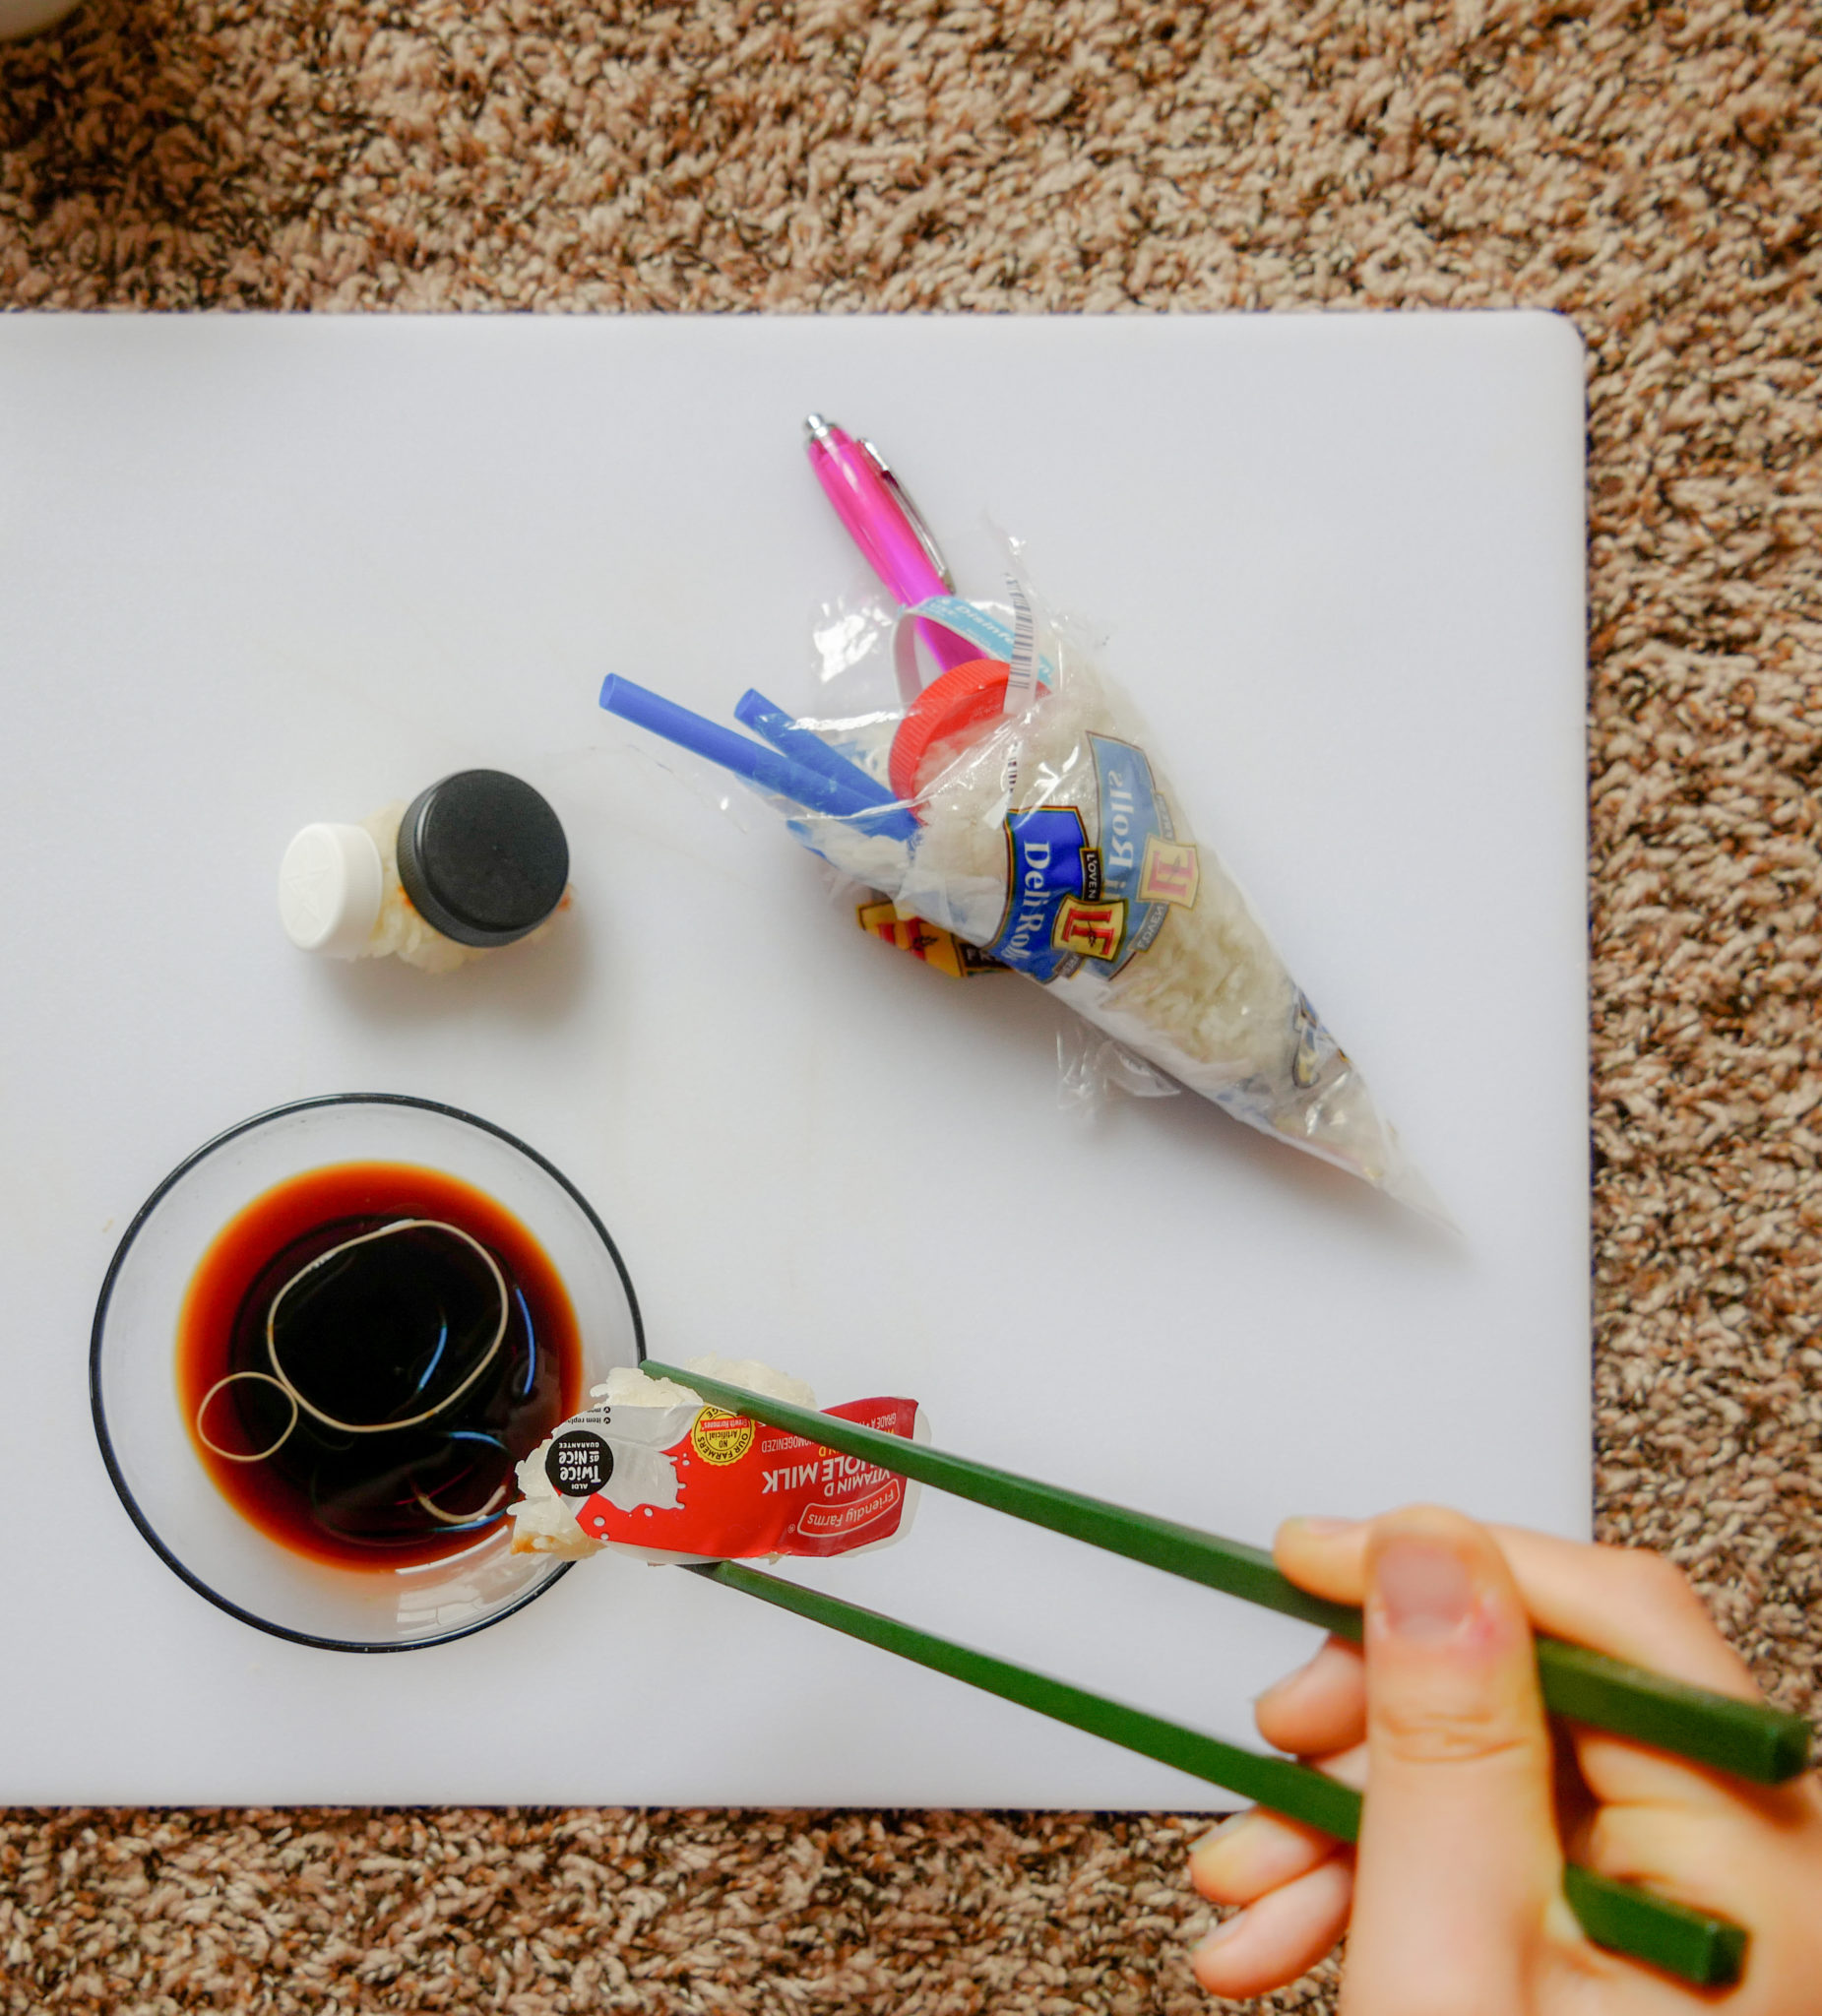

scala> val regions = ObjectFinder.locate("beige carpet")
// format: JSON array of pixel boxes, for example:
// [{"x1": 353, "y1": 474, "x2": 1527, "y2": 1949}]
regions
[{"x1": 3, "y1": 0, "x2": 1819, "y2": 2008}]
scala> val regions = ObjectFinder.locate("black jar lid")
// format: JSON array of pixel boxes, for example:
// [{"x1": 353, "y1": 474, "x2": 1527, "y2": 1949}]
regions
[{"x1": 396, "y1": 771, "x2": 569, "y2": 949}]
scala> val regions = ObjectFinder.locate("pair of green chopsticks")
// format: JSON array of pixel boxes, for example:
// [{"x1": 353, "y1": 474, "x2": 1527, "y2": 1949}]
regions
[{"x1": 644, "y1": 1360, "x2": 1812, "y2": 1990}]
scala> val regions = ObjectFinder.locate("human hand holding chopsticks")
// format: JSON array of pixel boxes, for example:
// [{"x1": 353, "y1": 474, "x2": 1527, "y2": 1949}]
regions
[{"x1": 1189, "y1": 1507, "x2": 1822, "y2": 2009}]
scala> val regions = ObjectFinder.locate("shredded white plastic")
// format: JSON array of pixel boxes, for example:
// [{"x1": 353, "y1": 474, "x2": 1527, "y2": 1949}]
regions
[
  {"x1": 587, "y1": 1364, "x2": 704, "y2": 1410},
  {"x1": 355, "y1": 802, "x2": 480, "y2": 974},
  {"x1": 587, "y1": 1355, "x2": 817, "y2": 1412}
]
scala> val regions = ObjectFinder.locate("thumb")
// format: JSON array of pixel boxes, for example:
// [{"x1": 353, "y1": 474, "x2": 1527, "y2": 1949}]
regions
[{"x1": 1341, "y1": 1507, "x2": 1563, "y2": 2015}]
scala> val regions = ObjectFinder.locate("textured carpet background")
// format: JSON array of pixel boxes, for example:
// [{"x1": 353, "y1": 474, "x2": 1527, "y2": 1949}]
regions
[{"x1": 3, "y1": 1, "x2": 1819, "y2": 2009}]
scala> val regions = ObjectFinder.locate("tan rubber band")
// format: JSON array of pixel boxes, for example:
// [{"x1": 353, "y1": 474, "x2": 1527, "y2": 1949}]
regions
[
  {"x1": 195, "y1": 1370, "x2": 299, "y2": 1464},
  {"x1": 265, "y1": 1218, "x2": 510, "y2": 1435},
  {"x1": 193, "y1": 1218, "x2": 512, "y2": 1469}
]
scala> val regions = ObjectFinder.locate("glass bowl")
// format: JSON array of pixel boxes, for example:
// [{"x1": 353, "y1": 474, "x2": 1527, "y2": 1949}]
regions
[{"x1": 92, "y1": 1094, "x2": 643, "y2": 1652}]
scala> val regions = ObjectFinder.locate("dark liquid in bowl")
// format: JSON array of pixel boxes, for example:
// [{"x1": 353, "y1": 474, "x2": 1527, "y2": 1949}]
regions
[{"x1": 177, "y1": 1163, "x2": 582, "y2": 1570}]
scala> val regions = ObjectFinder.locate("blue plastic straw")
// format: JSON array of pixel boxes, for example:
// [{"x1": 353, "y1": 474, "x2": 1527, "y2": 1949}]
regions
[
  {"x1": 600, "y1": 676, "x2": 913, "y2": 839},
  {"x1": 734, "y1": 690, "x2": 907, "y2": 815}
]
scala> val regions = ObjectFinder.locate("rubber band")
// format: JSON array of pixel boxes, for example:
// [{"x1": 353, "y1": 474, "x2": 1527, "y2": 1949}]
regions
[
  {"x1": 264, "y1": 1219, "x2": 510, "y2": 1435},
  {"x1": 411, "y1": 1480, "x2": 508, "y2": 1527},
  {"x1": 193, "y1": 1218, "x2": 514, "y2": 1470},
  {"x1": 195, "y1": 1370, "x2": 299, "y2": 1465}
]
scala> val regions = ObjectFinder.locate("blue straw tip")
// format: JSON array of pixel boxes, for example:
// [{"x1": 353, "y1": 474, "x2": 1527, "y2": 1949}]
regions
[{"x1": 598, "y1": 673, "x2": 624, "y2": 712}]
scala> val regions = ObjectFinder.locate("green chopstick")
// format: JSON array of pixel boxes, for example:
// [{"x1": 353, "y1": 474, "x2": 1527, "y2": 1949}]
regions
[
  {"x1": 644, "y1": 1361, "x2": 1810, "y2": 1785},
  {"x1": 699, "y1": 1560, "x2": 1747, "y2": 1989},
  {"x1": 694, "y1": 1560, "x2": 1360, "y2": 1839}
]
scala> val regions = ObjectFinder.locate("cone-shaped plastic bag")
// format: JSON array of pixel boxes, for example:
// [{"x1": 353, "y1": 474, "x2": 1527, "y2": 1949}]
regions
[{"x1": 785, "y1": 580, "x2": 1439, "y2": 1218}]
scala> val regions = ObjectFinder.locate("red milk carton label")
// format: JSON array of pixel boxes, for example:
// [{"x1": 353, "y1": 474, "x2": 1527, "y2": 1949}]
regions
[{"x1": 573, "y1": 1396, "x2": 919, "y2": 1559}]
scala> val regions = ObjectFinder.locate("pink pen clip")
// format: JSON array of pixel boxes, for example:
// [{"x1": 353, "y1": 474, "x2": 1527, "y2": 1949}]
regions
[{"x1": 804, "y1": 414, "x2": 980, "y2": 676}]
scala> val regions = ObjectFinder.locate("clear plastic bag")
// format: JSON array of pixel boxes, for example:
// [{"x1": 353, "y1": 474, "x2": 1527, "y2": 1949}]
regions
[{"x1": 774, "y1": 558, "x2": 1440, "y2": 1216}]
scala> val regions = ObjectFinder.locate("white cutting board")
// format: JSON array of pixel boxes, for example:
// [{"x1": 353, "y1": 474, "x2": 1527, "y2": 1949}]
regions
[{"x1": 0, "y1": 313, "x2": 1588, "y2": 1805}]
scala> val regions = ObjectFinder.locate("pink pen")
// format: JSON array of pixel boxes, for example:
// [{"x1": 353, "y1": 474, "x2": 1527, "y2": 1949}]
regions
[{"x1": 804, "y1": 414, "x2": 981, "y2": 674}]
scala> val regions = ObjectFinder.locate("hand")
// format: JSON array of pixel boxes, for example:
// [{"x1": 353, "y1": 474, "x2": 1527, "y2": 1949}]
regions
[{"x1": 1186, "y1": 1506, "x2": 1822, "y2": 2012}]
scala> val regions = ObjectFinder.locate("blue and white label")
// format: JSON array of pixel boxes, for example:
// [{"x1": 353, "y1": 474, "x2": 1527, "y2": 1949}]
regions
[
  {"x1": 989, "y1": 806, "x2": 1092, "y2": 981},
  {"x1": 986, "y1": 734, "x2": 1198, "y2": 982}
]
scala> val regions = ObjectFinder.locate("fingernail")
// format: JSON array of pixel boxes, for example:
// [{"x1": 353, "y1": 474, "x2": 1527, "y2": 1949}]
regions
[
  {"x1": 1289, "y1": 1515, "x2": 1360, "y2": 1536},
  {"x1": 1253, "y1": 1654, "x2": 1313, "y2": 1708},
  {"x1": 1190, "y1": 1810, "x2": 1254, "y2": 1856},
  {"x1": 1375, "y1": 1538, "x2": 1474, "y2": 1642},
  {"x1": 1199, "y1": 1907, "x2": 1248, "y2": 1948}
]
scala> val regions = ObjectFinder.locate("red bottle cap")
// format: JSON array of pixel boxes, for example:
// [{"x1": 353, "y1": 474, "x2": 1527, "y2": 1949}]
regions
[{"x1": 888, "y1": 658, "x2": 1014, "y2": 809}]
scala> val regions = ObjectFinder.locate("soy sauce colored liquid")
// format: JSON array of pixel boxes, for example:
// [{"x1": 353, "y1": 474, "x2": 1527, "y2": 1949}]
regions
[{"x1": 178, "y1": 1163, "x2": 582, "y2": 1570}]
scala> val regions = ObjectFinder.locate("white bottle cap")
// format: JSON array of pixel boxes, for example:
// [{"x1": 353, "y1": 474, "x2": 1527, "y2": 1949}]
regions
[{"x1": 279, "y1": 823, "x2": 385, "y2": 958}]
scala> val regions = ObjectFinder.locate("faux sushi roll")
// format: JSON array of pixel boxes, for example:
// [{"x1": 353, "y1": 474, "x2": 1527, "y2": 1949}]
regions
[
  {"x1": 509, "y1": 1357, "x2": 811, "y2": 1562},
  {"x1": 510, "y1": 1355, "x2": 924, "y2": 1567},
  {"x1": 279, "y1": 769, "x2": 571, "y2": 974}
]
